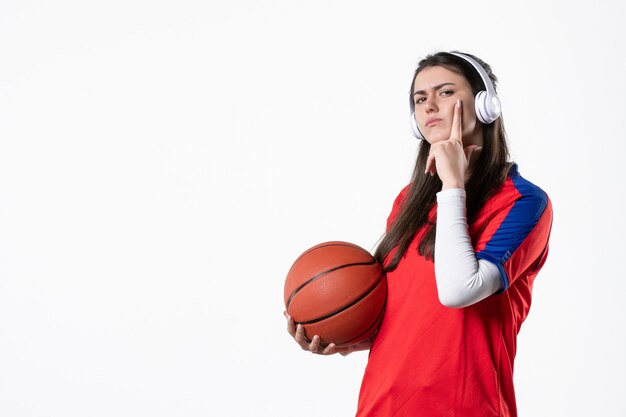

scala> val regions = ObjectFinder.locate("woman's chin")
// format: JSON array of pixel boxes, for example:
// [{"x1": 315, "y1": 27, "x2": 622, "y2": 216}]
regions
[{"x1": 425, "y1": 134, "x2": 447, "y2": 145}]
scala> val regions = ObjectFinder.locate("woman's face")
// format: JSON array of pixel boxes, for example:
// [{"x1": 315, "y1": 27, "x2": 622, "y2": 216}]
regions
[{"x1": 412, "y1": 65, "x2": 483, "y2": 146}]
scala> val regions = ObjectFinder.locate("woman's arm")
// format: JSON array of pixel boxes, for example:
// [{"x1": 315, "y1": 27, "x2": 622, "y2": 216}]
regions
[{"x1": 434, "y1": 188, "x2": 502, "y2": 308}]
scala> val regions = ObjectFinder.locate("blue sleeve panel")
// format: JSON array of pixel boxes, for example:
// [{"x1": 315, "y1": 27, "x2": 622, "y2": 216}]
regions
[{"x1": 476, "y1": 165, "x2": 550, "y2": 292}]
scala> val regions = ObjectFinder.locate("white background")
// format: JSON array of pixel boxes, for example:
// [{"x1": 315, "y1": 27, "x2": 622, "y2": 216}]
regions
[{"x1": 1, "y1": 1, "x2": 625, "y2": 416}]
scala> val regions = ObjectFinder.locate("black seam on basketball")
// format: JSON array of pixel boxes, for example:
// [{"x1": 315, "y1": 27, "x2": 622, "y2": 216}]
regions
[
  {"x1": 335, "y1": 295, "x2": 386, "y2": 346},
  {"x1": 292, "y1": 242, "x2": 373, "y2": 265},
  {"x1": 286, "y1": 259, "x2": 378, "y2": 309},
  {"x1": 296, "y1": 271, "x2": 385, "y2": 325}
]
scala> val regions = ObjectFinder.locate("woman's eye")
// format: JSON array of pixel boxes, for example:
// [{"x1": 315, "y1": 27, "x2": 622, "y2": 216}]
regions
[
  {"x1": 415, "y1": 97, "x2": 426, "y2": 105},
  {"x1": 441, "y1": 90, "x2": 454, "y2": 96}
]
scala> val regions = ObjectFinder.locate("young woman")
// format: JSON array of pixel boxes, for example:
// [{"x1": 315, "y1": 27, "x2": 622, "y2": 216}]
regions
[{"x1": 285, "y1": 51, "x2": 553, "y2": 417}]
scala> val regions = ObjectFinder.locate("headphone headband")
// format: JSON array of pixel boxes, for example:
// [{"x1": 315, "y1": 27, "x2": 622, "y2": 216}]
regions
[{"x1": 449, "y1": 52, "x2": 497, "y2": 96}]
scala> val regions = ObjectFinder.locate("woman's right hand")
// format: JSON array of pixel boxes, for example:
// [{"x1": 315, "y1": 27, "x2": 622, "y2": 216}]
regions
[
  {"x1": 284, "y1": 311, "x2": 374, "y2": 356},
  {"x1": 285, "y1": 311, "x2": 338, "y2": 355}
]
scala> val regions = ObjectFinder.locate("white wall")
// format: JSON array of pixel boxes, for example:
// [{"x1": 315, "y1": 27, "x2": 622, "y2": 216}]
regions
[{"x1": 1, "y1": 1, "x2": 624, "y2": 416}]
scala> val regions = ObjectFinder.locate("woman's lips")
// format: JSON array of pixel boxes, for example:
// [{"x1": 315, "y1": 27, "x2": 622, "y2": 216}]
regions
[{"x1": 426, "y1": 118, "x2": 442, "y2": 127}]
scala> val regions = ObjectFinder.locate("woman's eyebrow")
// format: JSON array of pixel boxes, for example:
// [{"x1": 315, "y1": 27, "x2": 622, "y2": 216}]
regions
[{"x1": 413, "y1": 82, "x2": 456, "y2": 96}]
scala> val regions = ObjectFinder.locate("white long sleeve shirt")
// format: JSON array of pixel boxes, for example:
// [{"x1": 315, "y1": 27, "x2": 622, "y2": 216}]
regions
[{"x1": 434, "y1": 188, "x2": 503, "y2": 308}]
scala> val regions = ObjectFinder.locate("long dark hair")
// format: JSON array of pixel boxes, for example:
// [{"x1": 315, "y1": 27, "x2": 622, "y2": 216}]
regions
[{"x1": 374, "y1": 51, "x2": 513, "y2": 271}]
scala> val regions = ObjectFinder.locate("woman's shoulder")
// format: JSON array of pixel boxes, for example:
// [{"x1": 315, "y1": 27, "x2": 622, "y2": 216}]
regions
[
  {"x1": 482, "y1": 163, "x2": 552, "y2": 222},
  {"x1": 389, "y1": 183, "x2": 412, "y2": 209},
  {"x1": 504, "y1": 163, "x2": 550, "y2": 206}
]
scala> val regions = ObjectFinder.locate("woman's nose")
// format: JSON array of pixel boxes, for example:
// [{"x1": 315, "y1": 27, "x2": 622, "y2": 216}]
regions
[{"x1": 423, "y1": 95, "x2": 438, "y2": 113}]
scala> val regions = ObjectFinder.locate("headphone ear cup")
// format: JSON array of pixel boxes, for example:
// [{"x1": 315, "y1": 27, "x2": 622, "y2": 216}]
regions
[
  {"x1": 474, "y1": 91, "x2": 501, "y2": 124},
  {"x1": 474, "y1": 91, "x2": 489, "y2": 124},
  {"x1": 485, "y1": 93, "x2": 501, "y2": 123},
  {"x1": 410, "y1": 112, "x2": 425, "y2": 140}
]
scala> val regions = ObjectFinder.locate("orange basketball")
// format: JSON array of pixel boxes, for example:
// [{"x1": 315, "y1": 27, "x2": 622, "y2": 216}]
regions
[{"x1": 284, "y1": 241, "x2": 387, "y2": 348}]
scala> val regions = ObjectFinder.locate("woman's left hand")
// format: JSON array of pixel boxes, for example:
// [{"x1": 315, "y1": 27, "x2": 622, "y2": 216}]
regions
[{"x1": 424, "y1": 99, "x2": 482, "y2": 189}]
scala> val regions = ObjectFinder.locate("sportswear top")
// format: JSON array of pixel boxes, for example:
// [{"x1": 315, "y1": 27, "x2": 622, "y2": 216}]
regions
[{"x1": 355, "y1": 164, "x2": 553, "y2": 417}]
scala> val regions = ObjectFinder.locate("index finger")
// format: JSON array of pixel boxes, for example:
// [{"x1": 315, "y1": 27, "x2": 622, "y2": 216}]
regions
[{"x1": 450, "y1": 99, "x2": 463, "y2": 143}]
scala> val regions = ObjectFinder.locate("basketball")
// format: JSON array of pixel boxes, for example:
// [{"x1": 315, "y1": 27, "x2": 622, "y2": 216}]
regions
[{"x1": 284, "y1": 241, "x2": 387, "y2": 348}]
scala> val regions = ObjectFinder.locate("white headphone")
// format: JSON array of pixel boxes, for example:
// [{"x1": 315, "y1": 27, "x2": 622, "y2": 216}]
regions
[{"x1": 410, "y1": 52, "x2": 502, "y2": 140}]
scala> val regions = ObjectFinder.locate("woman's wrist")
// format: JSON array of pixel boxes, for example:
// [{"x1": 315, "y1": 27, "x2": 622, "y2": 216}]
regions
[{"x1": 441, "y1": 181, "x2": 464, "y2": 191}]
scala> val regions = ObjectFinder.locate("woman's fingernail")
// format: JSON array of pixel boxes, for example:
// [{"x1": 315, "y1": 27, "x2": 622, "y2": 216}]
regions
[{"x1": 456, "y1": 99, "x2": 461, "y2": 108}]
